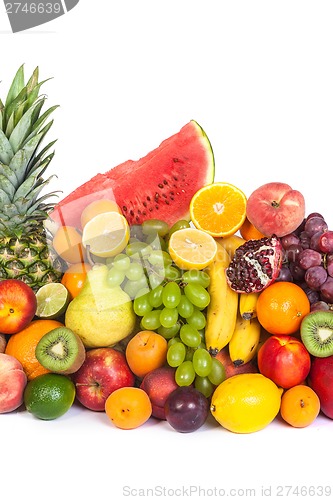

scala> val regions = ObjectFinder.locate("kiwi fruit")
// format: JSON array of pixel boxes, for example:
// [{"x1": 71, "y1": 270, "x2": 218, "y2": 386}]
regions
[
  {"x1": 35, "y1": 327, "x2": 86, "y2": 374},
  {"x1": 300, "y1": 311, "x2": 333, "y2": 357}
]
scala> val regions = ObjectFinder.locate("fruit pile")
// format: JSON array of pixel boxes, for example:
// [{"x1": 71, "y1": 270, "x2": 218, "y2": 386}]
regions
[{"x1": 1, "y1": 66, "x2": 333, "y2": 434}]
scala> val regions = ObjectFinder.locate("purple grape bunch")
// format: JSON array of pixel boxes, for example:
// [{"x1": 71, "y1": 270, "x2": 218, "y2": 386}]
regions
[{"x1": 276, "y1": 213, "x2": 333, "y2": 311}]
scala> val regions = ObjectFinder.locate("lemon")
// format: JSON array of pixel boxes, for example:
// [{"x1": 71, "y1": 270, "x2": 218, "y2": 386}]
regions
[
  {"x1": 168, "y1": 227, "x2": 217, "y2": 270},
  {"x1": 210, "y1": 373, "x2": 283, "y2": 433},
  {"x1": 81, "y1": 211, "x2": 130, "y2": 258},
  {"x1": 24, "y1": 373, "x2": 76, "y2": 420}
]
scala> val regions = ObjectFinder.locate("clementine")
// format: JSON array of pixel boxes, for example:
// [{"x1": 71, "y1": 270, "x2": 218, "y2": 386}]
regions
[
  {"x1": 240, "y1": 217, "x2": 265, "y2": 240},
  {"x1": 61, "y1": 262, "x2": 92, "y2": 299}
]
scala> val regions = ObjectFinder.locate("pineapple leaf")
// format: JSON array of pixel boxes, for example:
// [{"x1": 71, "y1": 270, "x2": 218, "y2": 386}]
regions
[
  {"x1": 0, "y1": 173, "x2": 15, "y2": 200},
  {"x1": 3, "y1": 86, "x2": 27, "y2": 132},
  {"x1": 9, "y1": 132, "x2": 43, "y2": 184},
  {"x1": 29, "y1": 140, "x2": 56, "y2": 172},
  {"x1": 23, "y1": 110, "x2": 57, "y2": 150},
  {"x1": 8, "y1": 100, "x2": 41, "y2": 153},
  {"x1": 13, "y1": 164, "x2": 46, "y2": 201},
  {"x1": 0, "y1": 161, "x2": 18, "y2": 185},
  {"x1": 0, "y1": 109, "x2": 2, "y2": 130},
  {"x1": 0, "y1": 128, "x2": 14, "y2": 164},
  {"x1": 0, "y1": 188, "x2": 11, "y2": 205},
  {"x1": 5, "y1": 65, "x2": 25, "y2": 107},
  {"x1": 5, "y1": 112, "x2": 15, "y2": 138},
  {"x1": 25, "y1": 79, "x2": 51, "y2": 113},
  {"x1": 26, "y1": 67, "x2": 39, "y2": 94}
]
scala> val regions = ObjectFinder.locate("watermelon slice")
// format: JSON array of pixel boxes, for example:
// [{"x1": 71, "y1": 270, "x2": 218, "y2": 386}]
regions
[{"x1": 51, "y1": 120, "x2": 215, "y2": 229}]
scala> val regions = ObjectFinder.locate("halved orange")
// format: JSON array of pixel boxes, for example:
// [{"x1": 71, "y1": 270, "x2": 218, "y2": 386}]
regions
[
  {"x1": 168, "y1": 227, "x2": 217, "y2": 270},
  {"x1": 190, "y1": 182, "x2": 247, "y2": 237}
]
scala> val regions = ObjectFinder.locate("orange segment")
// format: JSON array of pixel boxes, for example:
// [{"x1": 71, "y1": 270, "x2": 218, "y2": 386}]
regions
[
  {"x1": 168, "y1": 228, "x2": 217, "y2": 270},
  {"x1": 190, "y1": 182, "x2": 247, "y2": 237}
]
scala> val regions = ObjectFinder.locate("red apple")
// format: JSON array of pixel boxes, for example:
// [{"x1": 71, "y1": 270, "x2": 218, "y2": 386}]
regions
[
  {"x1": 0, "y1": 279, "x2": 37, "y2": 334},
  {"x1": 0, "y1": 333, "x2": 6, "y2": 353},
  {"x1": 0, "y1": 353, "x2": 27, "y2": 413},
  {"x1": 246, "y1": 182, "x2": 305, "y2": 237},
  {"x1": 308, "y1": 355, "x2": 333, "y2": 419},
  {"x1": 71, "y1": 347, "x2": 135, "y2": 411},
  {"x1": 257, "y1": 335, "x2": 311, "y2": 389},
  {"x1": 215, "y1": 346, "x2": 258, "y2": 379},
  {"x1": 140, "y1": 366, "x2": 178, "y2": 420}
]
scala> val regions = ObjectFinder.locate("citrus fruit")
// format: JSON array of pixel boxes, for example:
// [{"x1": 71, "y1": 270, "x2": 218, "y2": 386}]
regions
[
  {"x1": 240, "y1": 217, "x2": 265, "y2": 240},
  {"x1": 210, "y1": 373, "x2": 282, "y2": 433},
  {"x1": 280, "y1": 384, "x2": 320, "y2": 428},
  {"x1": 52, "y1": 225, "x2": 86, "y2": 264},
  {"x1": 256, "y1": 281, "x2": 311, "y2": 335},
  {"x1": 168, "y1": 227, "x2": 217, "y2": 270},
  {"x1": 24, "y1": 373, "x2": 76, "y2": 420},
  {"x1": 61, "y1": 262, "x2": 92, "y2": 299},
  {"x1": 125, "y1": 330, "x2": 168, "y2": 378},
  {"x1": 105, "y1": 386, "x2": 152, "y2": 429},
  {"x1": 35, "y1": 283, "x2": 70, "y2": 319},
  {"x1": 5, "y1": 319, "x2": 64, "y2": 380},
  {"x1": 189, "y1": 182, "x2": 247, "y2": 237},
  {"x1": 80, "y1": 199, "x2": 122, "y2": 228},
  {"x1": 81, "y1": 211, "x2": 130, "y2": 258}
]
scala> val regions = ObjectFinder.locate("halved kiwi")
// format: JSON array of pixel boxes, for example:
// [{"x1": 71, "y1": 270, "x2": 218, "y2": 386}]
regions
[
  {"x1": 35, "y1": 327, "x2": 86, "y2": 375},
  {"x1": 300, "y1": 311, "x2": 333, "y2": 357}
]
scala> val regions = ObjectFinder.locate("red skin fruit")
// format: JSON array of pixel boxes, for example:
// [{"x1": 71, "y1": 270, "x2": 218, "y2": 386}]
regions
[
  {"x1": 0, "y1": 353, "x2": 27, "y2": 413},
  {"x1": 257, "y1": 335, "x2": 311, "y2": 389},
  {"x1": 0, "y1": 279, "x2": 37, "y2": 334},
  {"x1": 215, "y1": 347, "x2": 258, "y2": 378},
  {"x1": 246, "y1": 182, "x2": 306, "y2": 238},
  {"x1": 0, "y1": 334, "x2": 6, "y2": 353},
  {"x1": 308, "y1": 356, "x2": 333, "y2": 419},
  {"x1": 140, "y1": 366, "x2": 178, "y2": 420},
  {"x1": 71, "y1": 348, "x2": 135, "y2": 412}
]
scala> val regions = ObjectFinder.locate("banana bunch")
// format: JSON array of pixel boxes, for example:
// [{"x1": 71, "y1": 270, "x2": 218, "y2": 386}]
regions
[
  {"x1": 228, "y1": 313, "x2": 261, "y2": 366},
  {"x1": 205, "y1": 242, "x2": 239, "y2": 355},
  {"x1": 239, "y1": 291, "x2": 260, "y2": 320}
]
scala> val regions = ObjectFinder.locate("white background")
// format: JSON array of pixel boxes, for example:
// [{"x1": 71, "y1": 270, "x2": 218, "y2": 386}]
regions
[{"x1": 1, "y1": 2, "x2": 333, "y2": 499}]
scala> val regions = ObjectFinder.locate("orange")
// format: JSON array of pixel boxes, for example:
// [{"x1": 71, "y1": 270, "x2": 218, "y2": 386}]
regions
[
  {"x1": 240, "y1": 217, "x2": 265, "y2": 240},
  {"x1": 125, "y1": 330, "x2": 168, "y2": 379},
  {"x1": 280, "y1": 385, "x2": 320, "y2": 428},
  {"x1": 189, "y1": 182, "x2": 247, "y2": 237},
  {"x1": 61, "y1": 262, "x2": 92, "y2": 299},
  {"x1": 80, "y1": 199, "x2": 122, "y2": 228},
  {"x1": 256, "y1": 282, "x2": 311, "y2": 335},
  {"x1": 5, "y1": 319, "x2": 64, "y2": 380},
  {"x1": 105, "y1": 387, "x2": 152, "y2": 430},
  {"x1": 52, "y1": 225, "x2": 86, "y2": 264}
]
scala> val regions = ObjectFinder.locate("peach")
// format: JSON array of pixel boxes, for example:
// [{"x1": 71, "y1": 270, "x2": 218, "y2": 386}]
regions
[
  {"x1": 215, "y1": 346, "x2": 258, "y2": 379},
  {"x1": 0, "y1": 334, "x2": 6, "y2": 353},
  {"x1": 0, "y1": 279, "x2": 37, "y2": 334},
  {"x1": 140, "y1": 366, "x2": 178, "y2": 420},
  {"x1": 0, "y1": 353, "x2": 27, "y2": 413},
  {"x1": 246, "y1": 182, "x2": 305, "y2": 237}
]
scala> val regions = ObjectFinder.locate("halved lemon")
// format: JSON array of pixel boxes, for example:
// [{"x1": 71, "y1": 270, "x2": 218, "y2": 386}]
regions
[
  {"x1": 81, "y1": 211, "x2": 130, "y2": 258},
  {"x1": 168, "y1": 227, "x2": 217, "y2": 270},
  {"x1": 35, "y1": 283, "x2": 70, "y2": 319},
  {"x1": 190, "y1": 182, "x2": 247, "y2": 238}
]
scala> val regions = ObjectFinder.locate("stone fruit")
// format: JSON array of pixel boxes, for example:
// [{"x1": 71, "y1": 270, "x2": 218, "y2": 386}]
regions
[
  {"x1": 65, "y1": 264, "x2": 136, "y2": 348},
  {"x1": 0, "y1": 279, "x2": 37, "y2": 334},
  {"x1": 307, "y1": 355, "x2": 333, "y2": 419},
  {"x1": 140, "y1": 366, "x2": 178, "y2": 420},
  {"x1": 105, "y1": 387, "x2": 152, "y2": 430},
  {"x1": 257, "y1": 335, "x2": 311, "y2": 389},
  {"x1": 0, "y1": 353, "x2": 27, "y2": 413},
  {"x1": 0, "y1": 334, "x2": 6, "y2": 353},
  {"x1": 245, "y1": 182, "x2": 305, "y2": 237},
  {"x1": 51, "y1": 120, "x2": 215, "y2": 229},
  {"x1": 225, "y1": 235, "x2": 283, "y2": 293},
  {"x1": 72, "y1": 347, "x2": 135, "y2": 411},
  {"x1": 164, "y1": 386, "x2": 209, "y2": 432},
  {"x1": 214, "y1": 346, "x2": 258, "y2": 378}
]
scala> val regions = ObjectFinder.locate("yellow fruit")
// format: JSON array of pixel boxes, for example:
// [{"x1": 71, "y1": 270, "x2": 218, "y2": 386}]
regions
[
  {"x1": 81, "y1": 211, "x2": 130, "y2": 258},
  {"x1": 210, "y1": 373, "x2": 282, "y2": 433},
  {"x1": 168, "y1": 227, "x2": 217, "y2": 270},
  {"x1": 216, "y1": 234, "x2": 246, "y2": 259},
  {"x1": 80, "y1": 199, "x2": 122, "y2": 228}
]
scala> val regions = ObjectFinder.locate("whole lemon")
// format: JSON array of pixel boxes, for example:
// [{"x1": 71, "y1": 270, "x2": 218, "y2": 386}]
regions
[{"x1": 210, "y1": 373, "x2": 283, "y2": 433}]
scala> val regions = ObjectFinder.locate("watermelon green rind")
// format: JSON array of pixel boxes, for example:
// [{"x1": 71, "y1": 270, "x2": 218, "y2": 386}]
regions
[{"x1": 51, "y1": 120, "x2": 215, "y2": 229}]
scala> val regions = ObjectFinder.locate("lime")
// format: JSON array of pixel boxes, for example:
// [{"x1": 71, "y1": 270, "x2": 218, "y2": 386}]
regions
[
  {"x1": 210, "y1": 373, "x2": 283, "y2": 433},
  {"x1": 35, "y1": 283, "x2": 70, "y2": 319},
  {"x1": 24, "y1": 373, "x2": 76, "y2": 420}
]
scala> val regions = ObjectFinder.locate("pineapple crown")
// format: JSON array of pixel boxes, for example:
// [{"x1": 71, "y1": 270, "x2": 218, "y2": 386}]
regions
[{"x1": 0, "y1": 65, "x2": 59, "y2": 237}]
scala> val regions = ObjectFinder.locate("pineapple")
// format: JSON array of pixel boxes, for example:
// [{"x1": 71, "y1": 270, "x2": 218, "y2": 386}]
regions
[{"x1": 0, "y1": 65, "x2": 64, "y2": 290}]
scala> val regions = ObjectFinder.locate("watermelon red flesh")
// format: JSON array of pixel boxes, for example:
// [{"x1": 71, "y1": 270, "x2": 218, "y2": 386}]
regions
[{"x1": 51, "y1": 120, "x2": 215, "y2": 229}]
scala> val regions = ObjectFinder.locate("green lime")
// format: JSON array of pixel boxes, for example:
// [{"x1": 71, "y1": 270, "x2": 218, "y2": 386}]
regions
[
  {"x1": 35, "y1": 283, "x2": 70, "y2": 319},
  {"x1": 24, "y1": 373, "x2": 76, "y2": 420}
]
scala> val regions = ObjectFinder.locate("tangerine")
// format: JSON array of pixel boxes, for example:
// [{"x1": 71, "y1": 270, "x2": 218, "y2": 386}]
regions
[
  {"x1": 280, "y1": 384, "x2": 320, "y2": 428},
  {"x1": 256, "y1": 282, "x2": 311, "y2": 335},
  {"x1": 61, "y1": 262, "x2": 92, "y2": 299},
  {"x1": 105, "y1": 386, "x2": 152, "y2": 429},
  {"x1": 125, "y1": 330, "x2": 168, "y2": 379},
  {"x1": 52, "y1": 225, "x2": 86, "y2": 264},
  {"x1": 240, "y1": 217, "x2": 265, "y2": 240},
  {"x1": 5, "y1": 319, "x2": 64, "y2": 380}
]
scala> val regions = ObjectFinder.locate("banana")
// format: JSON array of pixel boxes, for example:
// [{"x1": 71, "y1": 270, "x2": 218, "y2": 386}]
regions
[
  {"x1": 239, "y1": 291, "x2": 260, "y2": 320},
  {"x1": 205, "y1": 242, "x2": 239, "y2": 355},
  {"x1": 228, "y1": 315, "x2": 262, "y2": 366},
  {"x1": 215, "y1": 234, "x2": 246, "y2": 260}
]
